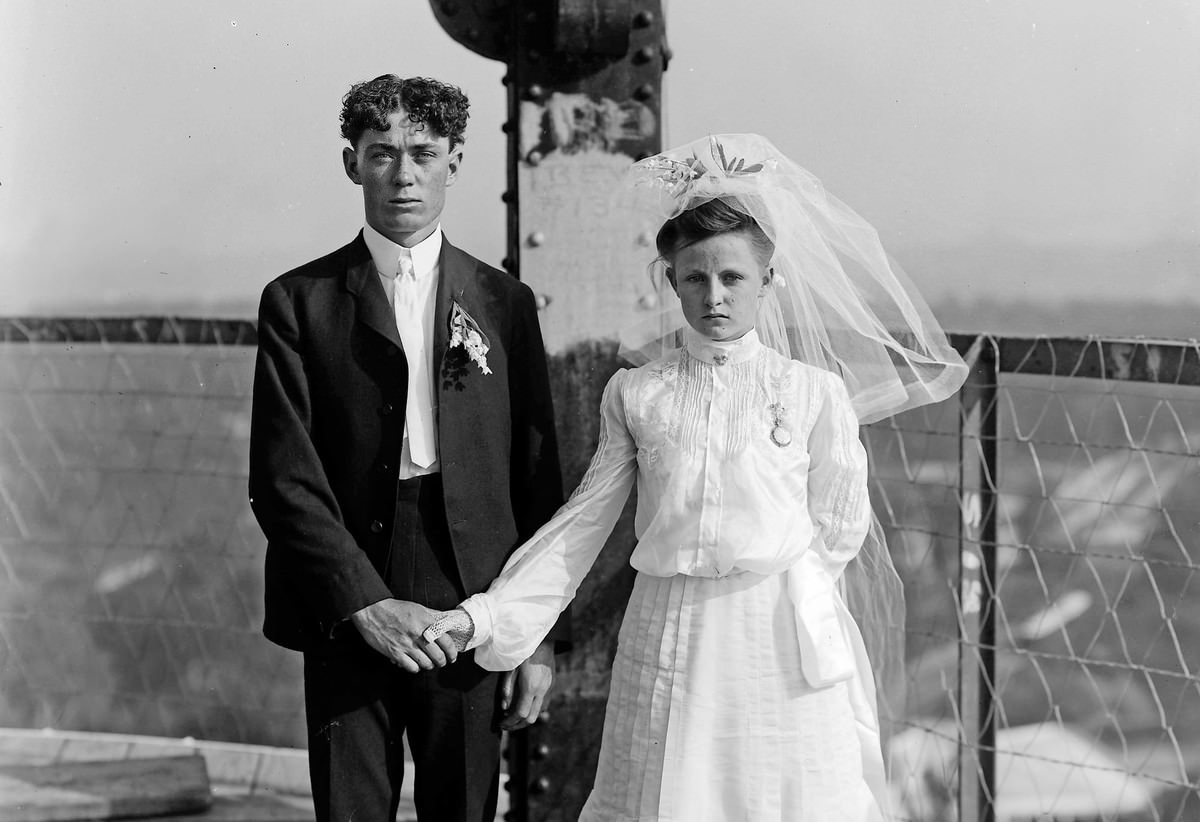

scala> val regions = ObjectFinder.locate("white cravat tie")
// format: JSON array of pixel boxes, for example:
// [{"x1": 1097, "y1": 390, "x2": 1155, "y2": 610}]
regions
[{"x1": 394, "y1": 254, "x2": 436, "y2": 468}]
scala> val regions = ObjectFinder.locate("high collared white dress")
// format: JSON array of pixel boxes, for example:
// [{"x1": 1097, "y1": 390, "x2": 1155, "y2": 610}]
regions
[{"x1": 461, "y1": 329, "x2": 887, "y2": 822}]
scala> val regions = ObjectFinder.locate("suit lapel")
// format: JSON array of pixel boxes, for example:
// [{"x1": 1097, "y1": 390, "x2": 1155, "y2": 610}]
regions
[
  {"x1": 433, "y1": 238, "x2": 480, "y2": 387},
  {"x1": 433, "y1": 238, "x2": 491, "y2": 585},
  {"x1": 344, "y1": 232, "x2": 403, "y2": 350}
]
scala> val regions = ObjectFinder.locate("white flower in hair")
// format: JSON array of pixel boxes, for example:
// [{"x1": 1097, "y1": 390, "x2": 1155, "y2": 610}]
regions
[{"x1": 637, "y1": 136, "x2": 776, "y2": 209}]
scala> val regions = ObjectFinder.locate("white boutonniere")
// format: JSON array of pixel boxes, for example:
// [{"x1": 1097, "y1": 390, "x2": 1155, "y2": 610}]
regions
[{"x1": 449, "y1": 301, "x2": 492, "y2": 375}]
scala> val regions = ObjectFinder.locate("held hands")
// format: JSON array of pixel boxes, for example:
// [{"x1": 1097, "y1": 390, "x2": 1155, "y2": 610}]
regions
[
  {"x1": 499, "y1": 640, "x2": 556, "y2": 731},
  {"x1": 352, "y1": 602, "x2": 556, "y2": 727},
  {"x1": 349, "y1": 599, "x2": 460, "y2": 673}
]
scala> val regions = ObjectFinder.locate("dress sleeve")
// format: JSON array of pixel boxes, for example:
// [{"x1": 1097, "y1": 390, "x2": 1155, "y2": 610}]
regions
[
  {"x1": 461, "y1": 369, "x2": 638, "y2": 670},
  {"x1": 805, "y1": 370, "x2": 872, "y2": 578}
]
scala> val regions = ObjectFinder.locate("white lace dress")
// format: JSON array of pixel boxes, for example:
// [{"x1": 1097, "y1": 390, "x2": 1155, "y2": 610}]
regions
[{"x1": 461, "y1": 329, "x2": 887, "y2": 822}]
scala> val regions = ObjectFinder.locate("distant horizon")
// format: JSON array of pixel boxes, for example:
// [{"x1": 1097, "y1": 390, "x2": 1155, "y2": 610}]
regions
[
  {"x1": 10, "y1": 292, "x2": 1198, "y2": 342},
  {"x1": 8, "y1": 232, "x2": 1195, "y2": 341},
  {"x1": 7, "y1": 225, "x2": 1193, "y2": 329}
]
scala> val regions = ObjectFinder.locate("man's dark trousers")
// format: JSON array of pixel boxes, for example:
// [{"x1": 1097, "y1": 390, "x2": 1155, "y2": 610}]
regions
[{"x1": 303, "y1": 475, "x2": 501, "y2": 822}]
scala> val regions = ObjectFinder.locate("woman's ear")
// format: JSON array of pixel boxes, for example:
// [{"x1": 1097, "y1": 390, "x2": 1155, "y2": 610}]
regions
[{"x1": 759, "y1": 266, "x2": 773, "y2": 295}]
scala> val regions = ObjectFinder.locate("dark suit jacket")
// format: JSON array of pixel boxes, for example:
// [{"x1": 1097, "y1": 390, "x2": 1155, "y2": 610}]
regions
[{"x1": 249, "y1": 232, "x2": 565, "y2": 653}]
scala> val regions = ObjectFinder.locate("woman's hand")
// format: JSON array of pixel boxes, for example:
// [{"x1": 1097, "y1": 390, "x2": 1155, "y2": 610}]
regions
[{"x1": 420, "y1": 607, "x2": 476, "y2": 653}]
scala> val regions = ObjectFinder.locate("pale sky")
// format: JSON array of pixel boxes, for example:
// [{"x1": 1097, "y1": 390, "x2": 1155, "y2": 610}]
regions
[{"x1": 2, "y1": 0, "x2": 1197, "y2": 330}]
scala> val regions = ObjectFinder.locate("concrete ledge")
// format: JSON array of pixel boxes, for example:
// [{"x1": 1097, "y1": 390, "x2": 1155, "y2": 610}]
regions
[
  {"x1": 0, "y1": 728, "x2": 511, "y2": 821},
  {"x1": 0, "y1": 728, "x2": 309, "y2": 797}
]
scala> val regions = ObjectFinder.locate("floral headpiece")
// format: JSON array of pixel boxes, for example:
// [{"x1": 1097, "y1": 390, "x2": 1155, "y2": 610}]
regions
[{"x1": 630, "y1": 135, "x2": 778, "y2": 217}]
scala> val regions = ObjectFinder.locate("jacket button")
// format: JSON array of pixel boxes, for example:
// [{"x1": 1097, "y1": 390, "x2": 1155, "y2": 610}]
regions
[
  {"x1": 381, "y1": 402, "x2": 395, "y2": 415},
  {"x1": 369, "y1": 520, "x2": 383, "y2": 534}
]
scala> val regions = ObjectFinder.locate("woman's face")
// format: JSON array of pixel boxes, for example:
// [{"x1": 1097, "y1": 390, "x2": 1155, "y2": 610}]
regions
[{"x1": 666, "y1": 232, "x2": 769, "y2": 342}]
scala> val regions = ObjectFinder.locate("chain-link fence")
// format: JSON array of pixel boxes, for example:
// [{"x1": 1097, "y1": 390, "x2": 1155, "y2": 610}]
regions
[
  {"x1": 0, "y1": 318, "x2": 305, "y2": 748},
  {"x1": 875, "y1": 336, "x2": 1200, "y2": 822},
  {"x1": 2, "y1": 321, "x2": 1199, "y2": 821}
]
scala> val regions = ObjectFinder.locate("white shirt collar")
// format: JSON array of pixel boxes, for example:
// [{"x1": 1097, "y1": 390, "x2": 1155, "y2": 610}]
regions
[
  {"x1": 685, "y1": 327, "x2": 763, "y2": 367},
  {"x1": 363, "y1": 222, "x2": 443, "y2": 279}
]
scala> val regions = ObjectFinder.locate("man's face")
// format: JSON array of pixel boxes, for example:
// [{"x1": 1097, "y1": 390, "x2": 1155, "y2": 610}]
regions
[
  {"x1": 342, "y1": 108, "x2": 461, "y2": 246},
  {"x1": 667, "y1": 232, "x2": 769, "y2": 342}
]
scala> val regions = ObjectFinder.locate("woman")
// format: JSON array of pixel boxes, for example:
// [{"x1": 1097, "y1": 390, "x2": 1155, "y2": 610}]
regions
[{"x1": 425, "y1": 135, "x2": 967, "y2": 821}]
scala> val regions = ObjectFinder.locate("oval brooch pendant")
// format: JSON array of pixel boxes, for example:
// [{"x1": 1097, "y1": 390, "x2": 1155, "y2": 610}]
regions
[{"x1": 770, "y1": 425, "x2": 792, "y2": 447}]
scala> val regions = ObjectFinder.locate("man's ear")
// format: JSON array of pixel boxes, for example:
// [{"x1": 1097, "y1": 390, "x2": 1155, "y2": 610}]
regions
[
  {"x1": 342, "y1": 146, "x2": 362, "y2": 185},
  {"x1": 445, "y1": 145, "x2": 463, "y2": 187}
]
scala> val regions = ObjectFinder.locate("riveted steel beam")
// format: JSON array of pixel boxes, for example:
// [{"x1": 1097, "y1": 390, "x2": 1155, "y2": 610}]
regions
[
  {"x1": 506, "y1": 0, "x2": 666, "y2": 353},
  {"x1": 430, "y1": 4, "x2": 668, "y2": 820},
  {"x1": 432, "y1": 0, "x2": 668, "y2": 353}
]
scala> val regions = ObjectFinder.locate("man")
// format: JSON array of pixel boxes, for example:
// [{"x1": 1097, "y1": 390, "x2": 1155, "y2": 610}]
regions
[{"x1": 249, "y1": 75, "x2": 565, "y2": 822}]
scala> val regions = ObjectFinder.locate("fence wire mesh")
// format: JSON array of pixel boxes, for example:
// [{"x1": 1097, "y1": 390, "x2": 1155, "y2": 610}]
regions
[
  {"x1": 1, "y1": 322, "x2": 1199, "y2": 821},
  {"x1": 872, "y1": 336, "x2": 1200, "y2": 822},
  {"x1": 0, "y1": 319, "x2": 305, "y2": 748}
]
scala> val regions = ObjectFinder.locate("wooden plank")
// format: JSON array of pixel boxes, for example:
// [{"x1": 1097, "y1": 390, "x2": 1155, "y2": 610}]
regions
[{"x1": 0, "y1": 756, "x2": 211, "y2": 822}]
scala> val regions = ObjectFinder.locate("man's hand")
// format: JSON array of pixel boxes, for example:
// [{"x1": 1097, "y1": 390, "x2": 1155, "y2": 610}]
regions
[
  {"x1": 499, "y1": 640, "x2": 555, "y2": 731},
  {"x1": 349, "y1": 599, "x2": 459, "y2": 673}
]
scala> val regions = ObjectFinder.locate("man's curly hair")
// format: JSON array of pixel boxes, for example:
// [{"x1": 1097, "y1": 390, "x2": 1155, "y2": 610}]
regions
[{"x1": 340, "y1": 75, "x2": 470, "y2": 148}]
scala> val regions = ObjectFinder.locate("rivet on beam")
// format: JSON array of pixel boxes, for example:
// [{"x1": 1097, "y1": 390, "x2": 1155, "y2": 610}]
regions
[
  {"x1": 639, "y1": 294, "x2": 659, "y2": 310},
  {"x1": 633, "y1": 84, "x2": 655, "y2": 101},
  {"x1": 534, "y1": 743, "x2": 551, "y2": 759},
  {"x1": 633, "y1": 9, "x2": 655, "y2": 27},
  {"x1": 528, "y1": 231, "x2": 546, "y2": 246},
  {"x1": 501, "y1": 120, "x2": 514, "y2": 133},
  {"x1": 502, "y1": 256, "x2": 515, "y2": 270},
  {"x1": 528, "y1": 83, "x2": 545, "y2": 99},
  {"x1": 531, "y1": 776, "x2": 552, "y2": 794},
  {"x1": 538, "y1": 710, "x2": 551, "y2": 723},
  {"x1": 535, "y1": 294, "x2": 551, "y2": 310},
  {"x1": 633, "y1": 45, "x2": 656, "y2": 64},
  {"x1": 528, "y1": 48, "x2": 542, "y2": 62},
  {"x1": 527, "y1": 150, "x2": 544, "y2": 166}
]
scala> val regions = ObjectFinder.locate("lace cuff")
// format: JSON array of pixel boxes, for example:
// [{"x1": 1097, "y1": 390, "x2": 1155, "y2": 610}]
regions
[
  {"x1": 420, "y1": 608, "x2": 476, "y2": 653},
  {"x1": 458, "y1": 594, "x2": 495, "y2": 651}
]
